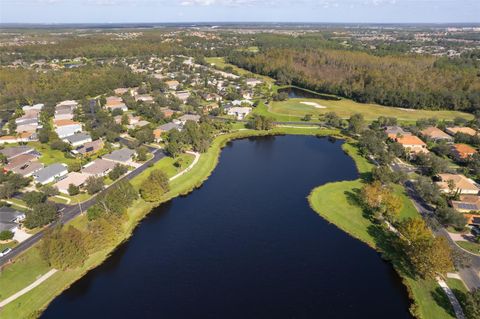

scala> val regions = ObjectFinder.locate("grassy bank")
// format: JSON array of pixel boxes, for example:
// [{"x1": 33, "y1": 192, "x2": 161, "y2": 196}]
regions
[
  {"x1": 308, "y1": 143, "x2": 456, "y2": 319},
  {"x1": 0, "y1": 126, "x2": 338, "y2": 318}
]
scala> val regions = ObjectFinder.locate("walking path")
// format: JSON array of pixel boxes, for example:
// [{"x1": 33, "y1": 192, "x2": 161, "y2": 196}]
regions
[
  {"x1": 169, "y1": 151, "x2": 200, "y2": 181},
  {"x1": 437, "y1": 277, "x2": 466, "y2": 319},
  {"x1": 0, "y1": 269, "x2": 58, "y2": 308}
]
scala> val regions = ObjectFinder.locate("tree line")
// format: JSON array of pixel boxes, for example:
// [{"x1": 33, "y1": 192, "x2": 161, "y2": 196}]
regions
[{"x1": 227, "y1": 49, "x2": 480, "y2": 112}]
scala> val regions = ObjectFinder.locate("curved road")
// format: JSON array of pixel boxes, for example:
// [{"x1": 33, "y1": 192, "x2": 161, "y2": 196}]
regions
[{"x1": 0, "y1": 148, "x2": 165, "y2": 267}]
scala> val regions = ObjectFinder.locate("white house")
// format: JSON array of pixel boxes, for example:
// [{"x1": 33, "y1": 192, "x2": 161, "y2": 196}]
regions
[
  {"x1": 54, "y1": 120, "x2": 82, "y2": 138},
  {"x1": 227, "y1": 107, "x2": 252, "y2": 120}
]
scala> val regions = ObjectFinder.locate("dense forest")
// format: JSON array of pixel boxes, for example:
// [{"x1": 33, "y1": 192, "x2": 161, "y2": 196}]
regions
[
  {"x1": 228, "y1": 49, "x2": 480, "y2": 112},
  {"x1": 0, "y1": 66, "x2": 143, "y2": 108}
]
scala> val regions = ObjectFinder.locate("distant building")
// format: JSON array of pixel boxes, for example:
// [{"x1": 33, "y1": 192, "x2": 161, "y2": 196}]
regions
[
  {"x1": 451, "y1": 144, "x2": 477, "y2": 161},
  {"x1": 384, "y1": 126, "x2": 411, "y2": 140},
  {"x1": 436, "y1": 173, "x2": 480, "y2": 195},
  {"x1": 105, "y1": 96, "x2": 128, "y2": 112},
  {"x1": 420, "y1": 127, "x2": 453, "y2": 142},
  {"x1": 394, "y1": 135, "x2": 428, "y2": 156},
  {"x1": 227, "y1": 107, "x2": 252, "y2": 120},
  {"x1": 446, "y1": 126, "x2": 477, "y2": 137},
  {"x1": 72, "y1": 139, "x2": 104, "y2": 157}
]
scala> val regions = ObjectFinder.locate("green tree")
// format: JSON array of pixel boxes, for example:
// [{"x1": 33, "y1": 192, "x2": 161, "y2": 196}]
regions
[
  {"x1": 398, "y1": 218, "x2": 454, "y2": 279},
  {"x1": 40, "y1": 226, "x2": 88, "y2": 270},
  {"x1": 140, "y1": 169, "x2": 170, "y2": 202},
  {"x1": 23, "y1": 191, "x2": 47, "y2": 206},
  {"x1": 85, "y1": 176, "x2": 104, "y2": 195},
  {"x1": 108, "y1": 164, "x2": 128, "y2": 181},
  {"x1": 0, "y1": 230, "x2": 14, "y2": 240},
  {"x1": 136, "y1": 146, "x2": 149, "y2": 162},
  {"x1": 68, "y1": 184, "x2": 80, "y2": 196},
  {"x1": 348, "y1": 113, "x2": 366, "y2": 134},
  {"x1": 24, "y1": 202, "x2": 57, "y2": 229}
]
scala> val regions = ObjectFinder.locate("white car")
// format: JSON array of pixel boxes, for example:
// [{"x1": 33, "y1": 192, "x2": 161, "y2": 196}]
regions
[{"x1": 0, "y1": 248, "x2": 12, "y2": 257}]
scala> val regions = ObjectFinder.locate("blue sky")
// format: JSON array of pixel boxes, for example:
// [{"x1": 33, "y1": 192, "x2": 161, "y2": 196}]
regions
[{"x1": 1, "y1": 0, "x2": 479, "y2": 24}]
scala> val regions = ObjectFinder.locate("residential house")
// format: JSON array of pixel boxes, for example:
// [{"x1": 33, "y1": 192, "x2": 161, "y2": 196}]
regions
[
  {"x1": 384, "y1": 126, "x2": 412, "y2": 140},
  {"x1": 72, "y1": 139, "x2": 104, "y2": 157},
  {"x1": 33, "y1": 163, "x2": 68, "y2": 185},
  {"x1": 394, "y1": 135, "x2": 429, "y2": 156},
  {"x1": 22, "y1": 104, "x2": 44, "y2": 112},
  {"x1": 3, "y1": 154, "x2": 43, "y2": 177},
  {"x1": 82, "y1": 159, "x2": 116, "y2": 177},
  {"x1": 103, "y1": 148, "x2": 136, "y2": 164},
  {"x1": 56, "y1": 100, "x2": 78, "y2": 108},
  {"x1": 227, "y1": 107, "x2": 252, "y2": 120},
  {"x1": 446, "y1": 126, "x2": 477, "y2": 137},
  {"x1": 0, "y1": 146, "x2": 35, "y2": 161},
  {"x1": 0, "y1": 132, "x2": 37, "y2": 144},
  {"x1": 105, "y1": 96, "x2": 128, "y2": 112},
  {"x1": 165, "y1": 80, "x2": 180, "y2": 90},
  {"x1": 203, "y1": 103, "x2": 219, "y2": 114},
  {"x1": 245, "y1": 78, "x2": 263, "y2": 87},
  {"x1": 114, "y1": 88, "x2": 130, "y2": 95},
  {"x1": 63, "y1": 132, "x2": 92, "y2": 147},
  {"x1": 154, "y1": 123, "x2": 182, "y2": 141},
  {"x1": 451, "y1": 144, "x2": 477, "y2": 161},
  {"x1": 451, "y1": 195, "x2": 480, "y2": 212},
  {"x1": 420, "y1": 127, "x2": 453, "y2": 142},
  {"x1": 54, "y1": 107, "x2": 74, "y2": 121},
  {"x1": 160, "y1": 108, "x2": 175, "y2": 118},
  {"x1": 202, "y1": 93, "x2": 222, "y2": 102},
  {"x1": 174, "y1": 91, "x2": 190, "y2": 104},
  {"x1": 436, "y1": 173, "x2": 480, "y2": 195},
  {"x1": 54, "y1": 119, "x2": 82, "y2": 138},
  {"x1": 53, "y1": 172, "x2": 90, "y2": 194},
  {"x1": 178, "y1": 114, "x2": 201, "y2": 124},
  {"x1": 135, "y1": 94, "x2": 154, "y2": 103},
  {"x1": 0, "y1": 206, "x2": 26, "y2": 233}
]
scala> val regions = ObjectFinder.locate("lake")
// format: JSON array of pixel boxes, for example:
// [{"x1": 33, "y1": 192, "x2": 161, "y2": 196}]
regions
[
  {"x1": 42, "y1": 135, "x2": 412, "y2": 319},
  {"x1": 278, "y1": 86, "x2": 341, "y2": 101}
]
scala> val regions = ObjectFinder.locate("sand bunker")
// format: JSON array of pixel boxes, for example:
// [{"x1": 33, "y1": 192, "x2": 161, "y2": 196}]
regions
[{"x1": 300, "y1": 101, "x2": 327, "y2": 109}]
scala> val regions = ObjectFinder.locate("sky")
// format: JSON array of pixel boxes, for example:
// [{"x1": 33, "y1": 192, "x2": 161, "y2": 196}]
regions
[{"x1": 0, "y1": 0, "x2": 479, "y2": 24}]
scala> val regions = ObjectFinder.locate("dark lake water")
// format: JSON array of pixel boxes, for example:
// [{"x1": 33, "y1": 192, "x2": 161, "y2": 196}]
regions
[
  {"x1": 42, "y1": 135, "x2": 412, "y2": 319},
  {"x1": 278, "y1": 86, "x2": 341, "y2": 100}
]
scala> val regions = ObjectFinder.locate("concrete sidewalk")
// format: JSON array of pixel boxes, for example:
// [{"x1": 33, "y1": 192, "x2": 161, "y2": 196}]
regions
[{"x1": 0, "y1": 269, "x2": 58, "y2": 308}]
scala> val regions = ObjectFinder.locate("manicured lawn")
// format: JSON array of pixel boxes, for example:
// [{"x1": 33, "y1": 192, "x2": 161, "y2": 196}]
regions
[
  {"x1": 0, "y1": 248, "x2": 50, "y2": 302},
  {"x1": 264, "y1": 97, "x2": 473, "y2": 123},
  {"x1": 28, "y1": 142, "x2": 81, "y2": 167},
  {"x1": 130, "y1": 153, "x2": 194, "y2": 190},
  {"x1": 456, "y1": 240, "x2": 480, "y2": 254},
  {"x1": 446, "y1": 278, "x2": 468, "y2": 294}
]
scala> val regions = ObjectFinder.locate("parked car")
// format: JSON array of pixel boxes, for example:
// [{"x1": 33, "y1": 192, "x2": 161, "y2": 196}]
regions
[
  {"x1": 0, "y1": 248, "x2": 12, "y2": 257},
  {"x1": 472, "y1": 226, "x2": 480, "y2": 236}
]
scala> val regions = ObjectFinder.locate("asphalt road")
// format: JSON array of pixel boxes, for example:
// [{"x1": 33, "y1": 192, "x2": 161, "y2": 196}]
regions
[
  {"x1": 0, "y1": 148, "x2": 166, "y2": 267},
  {"x1": 404, "y1": 181, "x2": 480, "y2": 290}
]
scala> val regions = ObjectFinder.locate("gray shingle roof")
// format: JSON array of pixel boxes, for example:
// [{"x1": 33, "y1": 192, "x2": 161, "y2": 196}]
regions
[
  {"x1": 33, "y1": 163, "x2": 68, "y2": 184},
  {"x1": 158, "y1": 122, "x2": 182, "y2": 132},
  {"x1": 0, "y1": 146, "x2": 34, "y2": 160},
  {"x1": 0, "y1": 207, "x2": 24, "y2": 223},
  {"x1": 63, "y1": 132, "x2": 91, "y2": 144},
  {"x1": 103, "y1": 148, "x2": 136, "y2": 163}
]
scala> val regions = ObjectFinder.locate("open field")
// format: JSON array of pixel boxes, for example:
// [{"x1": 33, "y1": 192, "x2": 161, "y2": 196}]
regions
[
  {"x1": 264, "y1": 98, "x2": 474, "y2": 123},
  {"x1": 308, "y1": 143, "x2": 456, "y2": 319}
]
